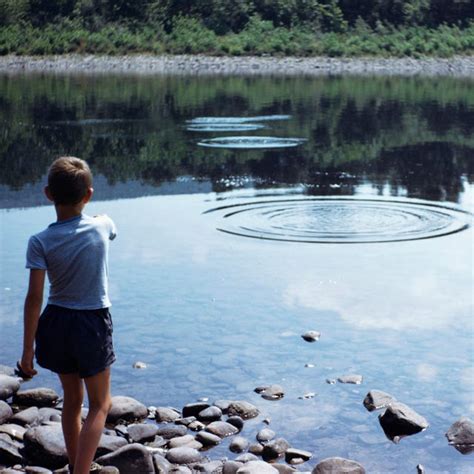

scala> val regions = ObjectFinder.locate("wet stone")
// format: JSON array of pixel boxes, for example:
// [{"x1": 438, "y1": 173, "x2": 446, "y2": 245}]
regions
[
  {"x1": 227, "y1": 401, "x2": 259, "y2": 420},
  {"x1": 301, "y1": 331, "x2": 321, "y2": 342},
  {"x1": 182, "y1": 402, "x2": 210, "y2": 418},
  {"x1": 95, "y1": 443, "x2": 154, "y2": 473},
  {"x1": 153, "y1": 452, "x2": 172, "y2": 474},
  {"x1": 312, "y1": 457, "x2": 366, "y2": 473},
  {"x1": 0, "y1": 375, "x2": 21, "y2": 401},
  {"x1": 193, "y1": 460, "x2": 224, "y2": 472},
  {"x1": 169, "y1": 467, "x2": 192, "y2": 474},
  {"x1": 38, "y1": 408, "x2": 62, "y2": 423},
  {"x1": 338, "y1": 375, "x2": 363, "y2": 385},
  {"x1": 236, "y1": 460, "x2": 279, "y2": 473},
  {"x1": 227, "y1": 416, "x2": 244, "y2": 431},
  {"x1": 257, "y1": 429, "x2": 275, "y2": 443},
  {"x1": 127, "y1": 423, "x2": 159, "y2": 443},
  {"x1": 168, "y1": 434, "x2": 195, "y2": 448},
  {"x1": 205, "y1": 421, "x2": 239, "y2": 438},
  {"x1": 262, "y1": 438, "x2": 291, "y2": 461},
  {"x1": 0, "y1": 424, "x2": 26, "y2": 441},
  {"x1": 175, "y1": 416, "x2": 196, "y2": 426},
  {"x1": 25, "y1": 467, "x2": 53, "y2": 473},
  {"x1": 273, "y1": 464, "x2": 297, "y2": 473},
  {"x1": 378, "y1": 402, "x2": 429, "y2": 441},
  {"x1": 166, "y1": 446, "x2": 203, "y2": 464},
  {"x1": 146, "y1": 435, "x2": 167, "y2": 448},
  {"x1": 0, "y1": 400, "x2": 13, "y2": 424},
  {"x1": 155, "y1": 407, "x2": 181, "y2": 423},
  {"x1": 156, "y1": 424, "x2": 187, "y2": 440},
  {"x1": 326, "y1": 379, "x2": 336, "y2": 385},
  {"x1": 259, "y1": 385, "x2": 285, "y2": 401},
  {"x1": 213, "y1": 400, "x2": 232, "y2": 413},
  {"x1": 23, "y1": 423, "x2": 67, "y2": 469},
  {"x1": 198, "y1": 406, "x2": 222, "y2": 422},
  {"x1": 107, "y1": 396, "x2": 148, "y2": 423},
  {"x1": 223, "y1": 460, "x2": 243, "y2": 474},
  {"x1": 0, "y1": 437, "x2": 23, "y2": 465},
  {"x1": 229, "y1": 436, "x2": 249, "y2": 453},
  {"x1": 363, "y1": 390, "x2": 396, "y2": 412},
  {"x1": 195, "y1": 430, "x2": 221, "y2": 446},
  {"x1": 235, "y1": 453, "x2": 259, "y2": 463},
  {"x1": 445, "y1": 417, "x2": 474, "y2": 454},
  {"x1": 13, "y1": 388, "x2": 59, "y2": 407},
  {"x1": 96, "y1": 434, "x2": 128, "y2": 457},
  {"x1": 11, "y1": 406, "x2": 40, "y2": 426},
  {"x1": 248, "y1": 443, "x2": 264, "y2": 455},
  {"x1": 285, "y1": 448, "x2": 312, "y2": 463},
  {"x1": 188, "y1": 420, "x2": 205, "y2": 431}
]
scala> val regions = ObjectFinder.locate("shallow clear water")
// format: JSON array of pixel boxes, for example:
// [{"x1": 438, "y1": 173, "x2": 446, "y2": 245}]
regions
[{"x1": 0, "y1": 73, "x2": 473, "y2": 473}]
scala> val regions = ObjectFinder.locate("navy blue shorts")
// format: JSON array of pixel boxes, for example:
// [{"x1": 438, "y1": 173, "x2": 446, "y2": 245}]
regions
[{"x1": 35, "y1": 304, "x2": 116, "y2": 378}]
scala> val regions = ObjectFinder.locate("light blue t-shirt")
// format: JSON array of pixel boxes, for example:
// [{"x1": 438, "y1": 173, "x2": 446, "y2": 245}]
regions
[{"x1": 26, "y1": 213, "x2": 117, "y2": 310}]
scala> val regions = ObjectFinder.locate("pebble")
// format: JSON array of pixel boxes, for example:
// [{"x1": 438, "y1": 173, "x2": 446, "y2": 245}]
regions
[
  {"x1": 95, "y1": 443, "x2": 155, "y2": 473},
  {"x1": 229, "y1": 436, "x2": 249, "y2": 453},
  {"x1": 127, "y1": 423, "x2": 159, "y2": 443},
  {"x1": 197, "y1": 406, "x2": 222, "y2": 422},
  {"x1": 257, "y1": 428, "x2": 275, "y2": 442},
  {"x1": 326, "y1": 379, "x2": 336, "y2": 385},
  {"x1": 248, "y1": 443, "x2": 264, "y2": 455},
  {"x1": 257, "y1": 385, "x2": 285, "y2": 401},
  {"x1": 0, "y1": 400, "x2": 13, "y2": 424},
  {"x1": 236, "y1": 460, "x2": 278, "y2": 473},
  {"x1": 182, "y1": 402, "x2": 210, "y2": 418},
  {"x1": 285, "y1": 448, "x2": 312, "y2": 463},
  {"x1": 301, "y1": 331, "x2": 321, "y2": 342},
  {"x1": 262, "y1": 438, "x2": 291, "y2": 461},
  {"x1": 227, "y1": 416, "x2": 244, "y2": 431},
  {"x1": 298, "y1": 392, "x2": 316, "y2": 400},
  {"x1": 11, "y1": 406, "x2": 40, "y2": 426}
]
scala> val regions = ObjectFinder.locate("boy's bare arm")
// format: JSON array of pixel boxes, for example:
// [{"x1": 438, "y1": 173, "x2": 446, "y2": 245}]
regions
[{"x1": 21, "y1": 269, "x2": 46, "y2": 376}]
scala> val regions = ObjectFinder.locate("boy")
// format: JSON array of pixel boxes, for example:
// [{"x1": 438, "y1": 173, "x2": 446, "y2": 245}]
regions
[{"x1": 20, "y1": 157, "x2": 117, "y2": 474}]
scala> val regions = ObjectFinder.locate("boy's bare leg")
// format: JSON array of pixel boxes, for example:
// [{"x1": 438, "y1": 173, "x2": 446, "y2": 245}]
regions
[
  {"x1": 58, "y1": 373, "x2": 84, "y2": 468},
  {"x1": 74, "y1": 368, "x2": 111, "y2": 474}
]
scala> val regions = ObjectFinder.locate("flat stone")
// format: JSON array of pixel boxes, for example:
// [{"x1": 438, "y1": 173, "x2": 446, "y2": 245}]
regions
[
  {"x1": 107, "y1": 396, "x2": 148, "y2": 423},
  {"x1": 227, "y1": 416, "x2": 244, "y2": 431},
  {"x1": 23, "y1": 423, "x2": 67, "y2": 469},
  {"x1": 301, "y1": 331, "x2": 321, "y2": 342},
  {"x1": 0, "y1": 437, "x2": 23, "y2": 464},
  {"x1": 174, "y1": 416, "x2": 196, "y2": 426},
  {"x1": 262, "y1": 438, "x2": 291, "y2": 461},
  {"x1": 195, "y1": 430, "x2": 221, "y2": 446},
  {"x1": 96, "y1": 434, "x2": 128, "y2": 457},
  {"x1": 205, "y1": 421, "x2": 239, "y2": 438},
  {"x1": 0, "y1": 424, "x2": 26, "y2": 441},
  {"x1": 338, "y1": 375, "x2": 363, "y2": 385},
  {"x1": 127, "y1": 423, "x2": 159, "y2": 443},
  {"x1": 229, "y1": 436, "x2": 249, "y2": 453},
  {"x1": 155, "y1": 407, "x2": 181, "y2": 423},
  {"x1": 166, "y1": 447, "x2": 203, "y2": 464},
  {"x1": 363, "y1": 390, "x2": 396, "y2": 412},
  {"x1": 285, "y1": 448, "x2": 312, "y2": 463},
  {"x1": 153, "y1": 453, "x2": 173, "y2": 474},
  {"x1": 198, "y1": 406, "x2": 222, "y2": 422},
  {"x1": 378, "y1": 402, "x2": 429, "y2": 441},
  {"x1": 312, "y1": 457, "x2": 366, "y2": 473},
  {"x1": 227, "y1": 401, "x2": 259, "y2": 420},
  {"x1": 237, "y1": 460, "x2": 279, "y2": 473},
  {"x1": 182, "y1": 402, "x2": 210, "y2": 418},
  {"x1": 0, "y1": 375, "x2": 21, "y2": 401},
  {"x1": 156, "y1": 424, "x2": 187, "y2": 439},
  {"x1": 13, "y1": 388, "x2": 59, "y2": 407},
  {"x1": 95, "y1": 443, "x2": 154, "y2": 473},
  {"x1": 257, "y1": 428, "x2": 275, "y2": 442},
  {"x1": 11, "y1": 406, "x2": 40, "y2": 426},
  {"x1": 446, "y1": 417, "x2": 474, "y2": 454},
  {"x1": 259, "y1": 385, "x2": 285, "y2": 401},
  {"x1": 0, "y1": 400, "x2": 13, "y2": 424}
]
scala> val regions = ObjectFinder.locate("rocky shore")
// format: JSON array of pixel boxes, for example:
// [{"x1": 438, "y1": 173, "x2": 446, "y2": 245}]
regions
[
  {"x1": 1, "y1": 360, "x2": 473, "y2": 474},
  {"x1": 1, "y1": 55, "x2": 474, "y2": 77}
]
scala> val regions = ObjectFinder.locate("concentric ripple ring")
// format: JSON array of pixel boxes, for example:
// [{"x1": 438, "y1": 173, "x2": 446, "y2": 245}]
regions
[{"x1": 204, "y1": 197, "x2": 472, "y2": 244}]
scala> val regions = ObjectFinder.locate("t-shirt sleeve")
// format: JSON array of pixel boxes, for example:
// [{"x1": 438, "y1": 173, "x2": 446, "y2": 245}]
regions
[
  {"x1": 26, "y1": 236, "x2": 47, "y2": 270},
  {"x1": 105, "y1": 215, "x2": 117, "y2": 240}
]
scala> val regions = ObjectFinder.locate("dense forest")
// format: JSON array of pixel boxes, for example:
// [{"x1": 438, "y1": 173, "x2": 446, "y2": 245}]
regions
[{"x1": 1, "y1": 0, "x2": 474, "y2": 56}]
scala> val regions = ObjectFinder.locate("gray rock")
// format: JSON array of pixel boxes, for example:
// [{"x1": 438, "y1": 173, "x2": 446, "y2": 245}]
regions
[
  {"x1": 38, "y1": 408, "x2": 62, "y2": 423},
  {"x1": 229, "y1": 436, "x2": 249, "y2": 453},
  {"x1": 285, "y1": 448, "x2": 312, "y2": 463},
  {"x1": 326, "y1": 379, "x2": 336, "y2": 385},
  {"x1": 227, "y1": 401, "x2": 259, "y2": 420},
  {"x1": 174, "y1": 416, "x2": 196, "y2": 426},
  {"x1": 378, "y1": 402, "x2": 429, "y2": 441},
  {"x1": 96, "y1": 434, "x2": 128, "y2": 457},
  {"x1": 169, "y1": 467, "x2": 192, "y2": 474},
  {"x1": 23, "y1": 423, "x2": 67, "y2": 469},
  {"x1": 98, "y1": 467, "x2": 120, "y2": 474},
  {"x1": 182, "y1": 402, "x2": 210, "y2": 418},
  {"x1": 248, "y1": 443, "x2": 264, "y2": 455},
  {"x1": 446, "y1": 417, "x2": 474, "y2": 454},
  {"x1": 166, "y1": 447, "x2": 203, "y2": 464},
  {"x1": 301, "y1": 331, "x2": 321, "y2": 342},
  {"x1": 95, "y1": 443, "x2": 154, "y2": 473},
  {"x1": 197, "y1": 406, "x2": 222, "y2": 422},
  {"x1": 127, "y1": 423, "x2": 159, "y2": 443},
  {"x1": 213, "y1": 400, "x2": 232, "y2": 413},
  {"x1": 205, "y1": 421, "x2": 239, "y2": 438},
  {"x1": 363, "y1": 390, "x2": 396, "y2": 412},
  {"x1": 227, "y1": 416, "x2": 244, "y2": 431},
  {"x1": 156, "y1": 424, "x2": 187, "y2": 440},
  {"x1": 237, "y1": 460, "x2": 278, "y2": 473},
  {"x1": 195, "y1": 430, "x2": 221, "y2": 446},
  {"x1": 107, "y1": 396, "x2": 148, "y2": 423},
  {"x1": 0, "y1": 375, "x2": 21, "y2": 401},
  {"x1": 168, "y1": 434, "x2": 195, "y2": 448},
  {"x1": 155, "y1": 407, "x2": 181, "y2": 423},
  {"x1": 312, "y1": 457, "x2": 366, "y2": 473},
  {"x1": 114, "y1": 424, "x2": 128, "y2": 439},
  {"x1": 13, "y1": 388, "x2": 59, "y2": 407},
  {"x1": 0, "y1": 400, "x2": 13, "y2": 424},
  {"x1": 153, "y1": 452, "x2": 172, "y2": 473},
  {"x1": 0, "y1": 366, "x2": 16, "y2": 377},
  {"x1": 0, "y1": 424, "x2": 26, "y2": 441},
  {"x1": 223, "y1": 461, "x2": 243, "y2": 474},
  {"x1": 187, "y1": 420, "x2": 205, "y2": 431},
  {"x1": 25, "y1": 467, "x2": 53, "y2": 474},
  {"x1": 262, "y1": 438, "x2": 291, "y2": 461},
  {"x1": 193, "y1": 460, "x2": 225, "y2": 473},
  {"x1": 257, "y1": 429, "x2": 275, "y2": 442},
  {"x1": 337, "y1": 375, "x2": 363, "y2": 385},
  {"x1": 235, "y1": 453, "x2": 259, "y2": 463},
  {"x1": 11, "y1": 406, "x2": 40, "y2": 426},
  {"x1": 259, "y1": 385, "x2": 284, "y2": 401},
  {"x1": 0, "y1": 437, "x2": 23, "y2": 465},
  {"x1": 146, "y1": 435, "x2": 167, "y2": 448},
  {"x1": 273, "y1": 464, "x2": 297, "y2": 473}
]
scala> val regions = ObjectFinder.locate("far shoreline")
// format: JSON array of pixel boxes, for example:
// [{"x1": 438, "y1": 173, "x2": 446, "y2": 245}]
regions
[{"x1": 1, "y1": 54, "x2": 474, "y2": 77}]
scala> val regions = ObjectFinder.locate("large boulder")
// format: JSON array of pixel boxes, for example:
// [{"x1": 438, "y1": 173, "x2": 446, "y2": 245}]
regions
[
  {"x1": 23, "y1": 423, "x2": 68, "y2": 469},
  {"x1": 0, "y1": 375, "x2": 20, "y2": 401},
  {"x1": 0, "y1": 400, "x2": 13, "y2": 424},
  {"x1": 446, "y1": 417, "x2": 474, "y2": 454},
  {"x1": 227, "y1": 401, "x2": 259, "y2": 420},
  {"x1": 312, "y1": 457, "x2": 365, "y2": 473},
  {"x1": 95, "y1": 443, "x2": 154, "y2": 473},
  {"x1": 13, "y1": 388, "x2": 59, "y2": 407},
  {"x1": 378, "y1": 402, "x2": 428, "y2": 441},
  {"x1": 107, "y1": 396, "x2": 148, "y2": 423}
]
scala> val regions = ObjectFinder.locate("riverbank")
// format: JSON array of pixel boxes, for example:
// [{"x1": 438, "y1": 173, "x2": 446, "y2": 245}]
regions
[{"x1": 2, "y1": 54, "x2": 474, "y2": 77}]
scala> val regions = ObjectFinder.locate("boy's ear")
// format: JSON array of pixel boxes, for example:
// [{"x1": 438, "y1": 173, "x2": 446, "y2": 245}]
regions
[
  {"x1": 44, "y1": 186, "x2": 54, "y2": 202},
  {"x1": 83, "y1": 187, "x2": 94, "y2": 203}
]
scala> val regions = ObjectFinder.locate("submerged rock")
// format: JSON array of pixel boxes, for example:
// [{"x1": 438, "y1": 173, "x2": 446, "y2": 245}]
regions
[
  {"x1": 13, "y1": 388, "x2": 59, "y2": 407},
  {"x1": 0, "y1": 375, "x2": 21, "y2": 401},
  {"x1": 107, "y1": 396, "x2": 148, "y2": 423},
  {"x1": 338, "y1": 375, "x2": 363, "y2": 385},
  {"x1": 227, "y1": 401, "x2": 259, "y2": 419},
  {"x1": 445, "y1": 417, "x2": 474, "y2": 454},
  {"x1": 312, "y1": 457, "x2": 365, "y2": 473},
  {"x1": 23, "y1": 423, "x2": 67, "y2": 469},
  {"x1": 301, "y1": 331, "x2": 321, "y2": 342},
  {"x1": 378, "y1": 402, "x2": 429, "y2": 441},
  {"x1": 363, "y1": 390, "x2": 396, "y2": 412},
  {"x1": 96, "y1": 443, "x2": 154, "y2": 473},
  {"x1": 132, "y1": 361, "x2": 147, "y2": 369}
]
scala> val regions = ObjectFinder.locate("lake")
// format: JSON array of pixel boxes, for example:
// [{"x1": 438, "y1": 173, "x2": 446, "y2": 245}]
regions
[{"x1": 0, "y1": 73, "x2": 473, "y2": 473}]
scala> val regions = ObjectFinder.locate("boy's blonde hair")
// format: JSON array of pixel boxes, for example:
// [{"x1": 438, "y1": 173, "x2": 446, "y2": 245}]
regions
[{"x1": 48, "y1": 157, "x2": 92, "y2": 205}]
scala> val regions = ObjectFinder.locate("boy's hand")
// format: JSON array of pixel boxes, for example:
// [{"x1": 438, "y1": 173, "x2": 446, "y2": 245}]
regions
[{"x1": 19, "y1": 350, "x2": 37, "y2": 378}]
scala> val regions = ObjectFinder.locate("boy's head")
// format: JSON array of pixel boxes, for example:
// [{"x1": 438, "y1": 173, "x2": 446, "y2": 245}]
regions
[{"x1": 46, "y1": 157, "x2": 93, "y2": 206}]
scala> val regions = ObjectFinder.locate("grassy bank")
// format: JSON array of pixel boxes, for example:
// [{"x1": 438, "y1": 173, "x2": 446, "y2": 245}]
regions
[{"x1": 1, "y1": 19, "x2": 474, "y2": 57}]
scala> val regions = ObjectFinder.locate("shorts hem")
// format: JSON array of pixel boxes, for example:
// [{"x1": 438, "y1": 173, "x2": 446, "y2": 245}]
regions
[{"x1": 80, "y1": 357, "x2": 116, "y2": 379}]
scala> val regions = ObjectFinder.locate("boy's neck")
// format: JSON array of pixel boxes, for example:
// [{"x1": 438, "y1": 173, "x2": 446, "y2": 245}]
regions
[{"x1": 55, "y1": 204, "x2": 85, "y2": 222}]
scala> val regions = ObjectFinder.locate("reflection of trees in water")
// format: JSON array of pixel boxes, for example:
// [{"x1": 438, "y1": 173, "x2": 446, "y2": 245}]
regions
[{"x1": 0, "y1": 75, "x2": 473, "y2": 202}]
